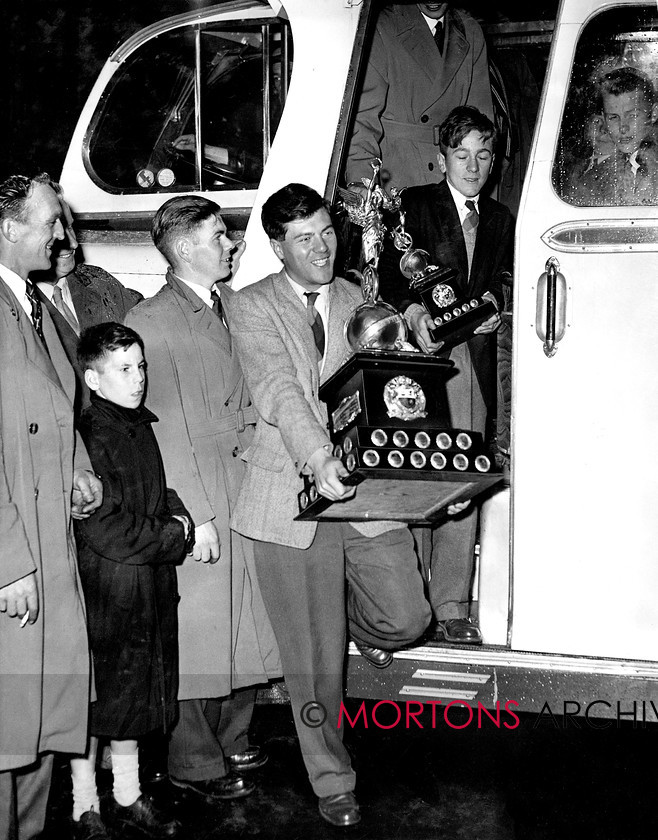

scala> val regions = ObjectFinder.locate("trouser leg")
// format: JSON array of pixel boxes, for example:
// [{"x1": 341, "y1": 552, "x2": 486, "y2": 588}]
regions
[
  {"x1": 429, "y1": 507, "x2": 479, "y2": 619},
  {"x1": 168, "y1": 699, "x2": 228, "y2": 781},
  {"x1": 344, "y1": 525, "x2": 431, "y2": 649},
  {"x1": 0, "y1": 756, "x2": 55, "y2": 840},
  {"x1": 0, "y1": 769, "x2": 16, "y2": 840},
  {"x1": 430, "y1": 341, "x2": 486, "y2": 620},
  {"x1": 253, "y1": 527, "x2": 355, "y2": 798},
  {"x1": 215, "y1": 688, "x2": 256, "y2": 756}
]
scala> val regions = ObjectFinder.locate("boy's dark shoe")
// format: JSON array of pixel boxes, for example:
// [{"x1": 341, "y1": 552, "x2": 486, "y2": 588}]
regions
[
  {"x1": 104, "y1": 793, "x2": 181, "y2": 838},
  {"x1": 170, "y1": 771, "x2": 255, "y2": 800},
  {"x1": 72, "y1": 809, "x2": 111, "y2": 840}
]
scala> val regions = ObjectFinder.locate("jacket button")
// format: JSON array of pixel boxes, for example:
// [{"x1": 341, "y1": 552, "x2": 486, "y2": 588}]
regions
[
  {"x1": 420, "y1": 114, "x2": 429, "y2": 123},
  {"x1": 428, "y1": 162, "x2": 434, "y2": 171},
  {"x1": 232, "y1": 446, "x2": 240, "y2": 458},
  {"x1": 29, "y1": 423, "x2": 38, "y2": 434}
]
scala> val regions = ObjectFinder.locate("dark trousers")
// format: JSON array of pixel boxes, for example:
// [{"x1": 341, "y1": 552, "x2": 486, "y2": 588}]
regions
[
  {"x1": 253, "y1": 523, "x2": 430, "y2": 798},
  {"x1": 0, "y1": 755, "x2": 54, "y2": 840},
  {"x1": 428, "y1": 342, "x2": 487, "y2": 619},
  {"x1": 168, "y1": 688, "x2": 256, "y2": 782}
]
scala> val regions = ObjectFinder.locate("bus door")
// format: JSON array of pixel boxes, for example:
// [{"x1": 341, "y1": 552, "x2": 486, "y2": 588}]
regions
[{"x1": 513, "y1": 0, "x2": 658, "y2": 662}]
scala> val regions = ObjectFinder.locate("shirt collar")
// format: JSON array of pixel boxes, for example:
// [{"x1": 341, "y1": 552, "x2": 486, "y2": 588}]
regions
[
  {"x1": 171, "y1": 272, "x2": 214, "y2": 308},
  {"x1": 420, "y1": 12, "x2": 445, "y2": 34},
  {"x1": 0, "y1": 262, "x2": 31, "y2": 316},
  {"x1": 36, "y1": 275, "x2": 70, "y2": 302},
  {"x1": 285, "y1": 272, "x2": 329, "y2": 308},
  {"x1": 446, "y1": 180, "x2": 480, "y2": 219}
]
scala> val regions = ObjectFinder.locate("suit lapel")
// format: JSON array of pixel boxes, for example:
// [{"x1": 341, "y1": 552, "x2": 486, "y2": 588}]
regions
[
  {"x1": 396, "y1": 5, "x2": 444, "y2": 85},
  {"x1": 324, "y1": 282, "x2": 356, "y2": 380},
  {"x1": 0, "y1": 278, "x2": 68, "y2": 397},
  {"x1": 271, "y1": 270, "x2": 319, "y2": 370},
  {"x1": 433, "y1": 9, "x2": 469, "y2": 105}
]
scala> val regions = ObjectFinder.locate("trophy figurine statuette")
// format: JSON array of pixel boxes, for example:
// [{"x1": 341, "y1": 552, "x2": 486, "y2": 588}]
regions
[{"x1": 294, "y1": 159, "x2": 502, "y2": 524}]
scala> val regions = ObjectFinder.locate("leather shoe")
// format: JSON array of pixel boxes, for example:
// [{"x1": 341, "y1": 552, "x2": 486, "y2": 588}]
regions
[
  {"x1": 103, "y1": 794, "x2": 180, "y2": 838},
  {"x1": 170, "y1": 771, "x2": 255, "y2": 800},
  {"x1": 318, "y1": 792, "x2": 361, "y2": 827},
  {"x1": 227, "y1": 745, "x2": 268, "y2": 771},
  {"x1": 72, "y1": 809, "x2": 111, "y2": 840},
  {"x1": 354, "y1": 641, "x2": 393, "y2": 669},
  {"x1": 435, "y1": 618, "x2": 482, "y2": 645}
]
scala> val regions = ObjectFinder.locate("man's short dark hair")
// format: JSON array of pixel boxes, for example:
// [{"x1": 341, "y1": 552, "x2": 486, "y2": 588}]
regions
[
  {"x1": 151, "y1": 195, "x2": 222, "y2": 264},
  {"x1": 599, "y1": 67, "x2": 655, "y2": 107},
  {"x1": 261, "y1": 183, "x2": 329, "y2": 241},
  {"x1": 438, "y1": 106, "x2": 497, "y2": 154},
  {"x1": 78, "y1": 322, "x2": 145, "y2": 371},
  {"x1": 0, "y1": 173, "x2": 57, "y2": 224}
]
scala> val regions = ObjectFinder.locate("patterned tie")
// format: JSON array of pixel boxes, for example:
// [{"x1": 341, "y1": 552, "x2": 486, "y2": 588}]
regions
[
  {"x1": 304, "y1": 291, "x2": 325, "y2": 359},
  {"x1": 462, "y1": 200, "x2": 479, "y2": 233},
  {"x1": 25, "y1": 279, "x2": 48, "y2": 350},
  {"x1": 52, "y1": 283, "x2": 80, "y2": 335},
  {"x1": 433, "y1": 20, "x2": 444, "y2": 55}
]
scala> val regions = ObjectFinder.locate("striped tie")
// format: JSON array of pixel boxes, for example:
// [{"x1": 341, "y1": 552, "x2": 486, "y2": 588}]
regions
[
  {"x1": 304, "y1": 291, "x2": 325, "y2": 359},
  {"x1": 25, "y1": 279, "x2": 48, "y2": 350},
  {"x1": 463, "y1": 200, "x2": 479, "y2": 233}
]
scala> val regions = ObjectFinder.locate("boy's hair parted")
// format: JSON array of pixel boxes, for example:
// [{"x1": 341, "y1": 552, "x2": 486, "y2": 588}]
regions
[
  {"x1": 438, "y1": 106, "x2": 497, "y2": 154},
  {"x1": 151, "y1": 195, "x2": 223, "y2": 265},
  {"x1": 77, "y1": 322, "x2": 145, "y2": 371}
]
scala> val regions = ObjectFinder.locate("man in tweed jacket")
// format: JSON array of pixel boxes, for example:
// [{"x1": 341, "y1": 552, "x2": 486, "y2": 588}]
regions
[{"x1": 226, "y1": 183, "x2": 431, "y2": 828}]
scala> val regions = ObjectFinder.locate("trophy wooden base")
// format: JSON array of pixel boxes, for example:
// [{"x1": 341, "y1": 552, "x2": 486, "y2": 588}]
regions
[
  {"x1": 294, "y1": 351, "x2": 502, "y2": 523},
  {"x1": 295, "y1": 470, "x2": 502, "y2": 524}
]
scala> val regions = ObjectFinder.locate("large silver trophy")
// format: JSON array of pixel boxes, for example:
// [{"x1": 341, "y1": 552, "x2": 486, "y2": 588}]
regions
[{"x1": 294, "y1": 160, "x2": 502, "y2": 523}]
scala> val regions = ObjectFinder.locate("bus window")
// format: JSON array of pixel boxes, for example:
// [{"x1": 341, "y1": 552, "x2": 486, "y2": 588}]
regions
[
  {"x1": 553, "y1": 5, "x2": 658, "y2": 206},
  {"x1": 86, "y1": 20, "x2": 292, "y2": 194}
]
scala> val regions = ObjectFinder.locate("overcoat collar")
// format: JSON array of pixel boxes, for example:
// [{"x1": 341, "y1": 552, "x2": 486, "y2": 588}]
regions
[
  {"x1": 165, "y1": 269, "x2": 232, "y2": 353},
  {"x1": 393, "y1": 6, "x2": 469, "y2": 104}
]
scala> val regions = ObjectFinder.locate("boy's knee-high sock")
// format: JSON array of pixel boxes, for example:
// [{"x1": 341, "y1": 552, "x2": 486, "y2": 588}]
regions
[
  {"x1": 110, "y1": 741, "x2": 141, "y2": 807},
  {"x1": 71, "y1": 737, "x2": 100, "y2": 820}
]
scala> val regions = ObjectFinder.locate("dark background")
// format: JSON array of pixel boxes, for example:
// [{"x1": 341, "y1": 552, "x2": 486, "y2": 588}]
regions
[{"x1": 0, "y1": 1, "x2": 558, "y2": 180}]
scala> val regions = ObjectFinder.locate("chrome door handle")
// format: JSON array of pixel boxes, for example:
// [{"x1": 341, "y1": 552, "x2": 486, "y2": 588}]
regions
[{"x1": 536, "y1": 257, "x2": 567, "y2": 357}]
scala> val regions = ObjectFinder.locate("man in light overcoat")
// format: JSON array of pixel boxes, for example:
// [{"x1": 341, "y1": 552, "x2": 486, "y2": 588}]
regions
[
  {"x1": 126, "y1": 196, "x2": 280, "y2": 802},
  {"x1": 346, "y1": 2, "x2": 493, "y2": 190},
  {"x1": 0, "y1": 173, "x2": 103, "y2": 840}
]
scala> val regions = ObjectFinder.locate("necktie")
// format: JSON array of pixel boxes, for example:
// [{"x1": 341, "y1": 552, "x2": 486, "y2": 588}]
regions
[
  {"x1": 433, "y1": 20, "x2": 444, "y2": 55},
  {"x1": 462, "y1": 200, "x2": 479, "y2": 233},
  {"x1": 210, "y1": 288, "x2": 230, "y2": 331},
  {"x1": 25, "y1": 279, "x2": 48, "y2": 350},
  {"x1": 304, "y1": 291, "x2": 325, "y2": 359},
  {"x1": 210, "y1": 288, "x2": 223, "y2": 319},
  {"x1": 52, "y1": 283, "x2": 80, "y2": 335}
]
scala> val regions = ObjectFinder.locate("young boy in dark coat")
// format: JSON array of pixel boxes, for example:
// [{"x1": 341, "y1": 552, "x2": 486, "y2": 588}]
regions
[{"x1": 70, "y1": 322, "x2": 193, "y2": 840}]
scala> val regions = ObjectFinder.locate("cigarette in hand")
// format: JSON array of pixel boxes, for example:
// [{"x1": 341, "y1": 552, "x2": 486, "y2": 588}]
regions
[{"x1": 20, "y1": 611, "x2": 30, "y2": 628}]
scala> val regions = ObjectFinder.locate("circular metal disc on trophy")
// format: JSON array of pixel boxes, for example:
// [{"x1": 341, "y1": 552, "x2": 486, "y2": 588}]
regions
[{"x1": 344, "y1": 301, "x2": 408, "y2": 351}]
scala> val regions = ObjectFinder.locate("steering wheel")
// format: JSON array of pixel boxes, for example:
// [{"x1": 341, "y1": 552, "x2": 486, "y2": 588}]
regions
[{"x1": 167, "y1": 143, "x2": 253, "y2": 187}]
